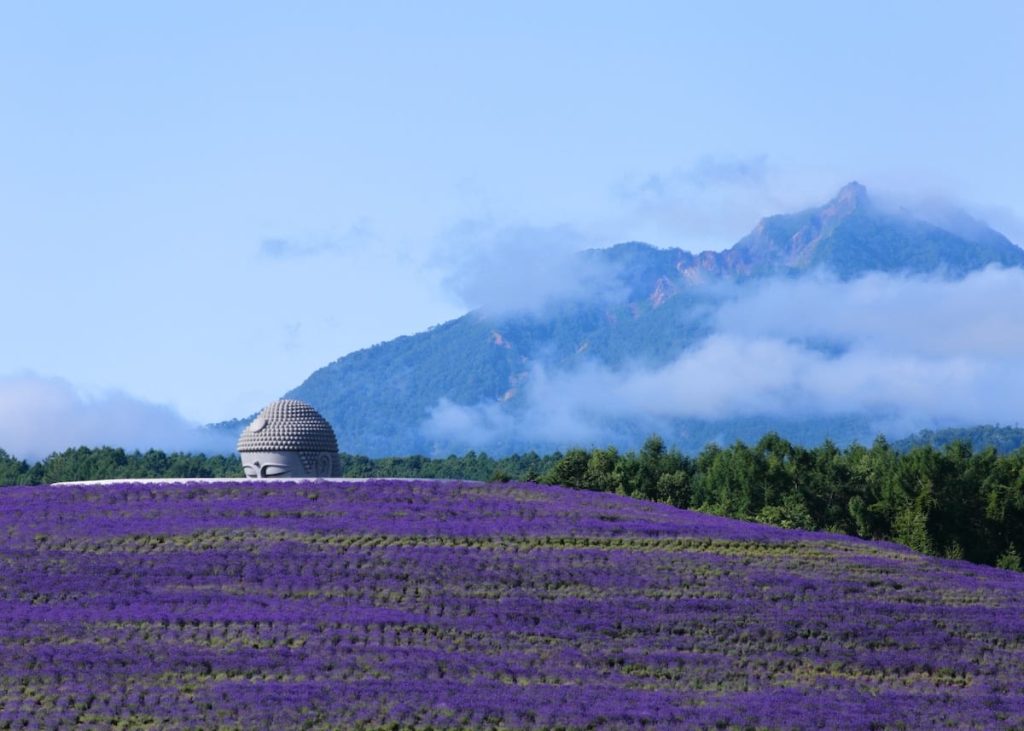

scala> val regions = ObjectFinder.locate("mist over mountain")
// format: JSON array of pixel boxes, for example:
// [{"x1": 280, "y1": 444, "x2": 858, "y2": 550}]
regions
[{"x1": 227, "y1": 183, "x2": 1024, "y2": 456}]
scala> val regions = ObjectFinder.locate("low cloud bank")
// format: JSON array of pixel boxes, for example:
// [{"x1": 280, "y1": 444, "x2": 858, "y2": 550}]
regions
[
  {"x1": 423, "y1": 267, "x2": 1024, "y2": 450},
  {"x1": 437, "y1": 222, "x2": 626, "y2": 317},
  {"x1": 0, "y1": 374, "x2": 236, "y2": 462},
  {"x1": 715, "y1": 268, "x2": 1024, "y2": 359}
]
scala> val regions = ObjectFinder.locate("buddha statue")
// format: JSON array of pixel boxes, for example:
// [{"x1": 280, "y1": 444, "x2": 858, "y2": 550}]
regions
[{"x1": 237, "y1": 399, "x2": 341, "y2": 478}]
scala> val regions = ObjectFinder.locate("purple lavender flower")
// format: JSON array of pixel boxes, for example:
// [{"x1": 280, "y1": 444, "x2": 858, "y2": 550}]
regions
[{"x1": 0, "y1": 479, "x2": 1022, "y2": 728}]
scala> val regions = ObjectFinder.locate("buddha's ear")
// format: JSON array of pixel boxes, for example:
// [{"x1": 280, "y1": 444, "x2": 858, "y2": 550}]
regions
[{"x1": 316, "y1": 453, "x2": 332, "y2": 477}]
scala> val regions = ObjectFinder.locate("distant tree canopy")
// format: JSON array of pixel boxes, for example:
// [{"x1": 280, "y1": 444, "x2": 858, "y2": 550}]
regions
[
  {"x1": 537, "y1": 434, "x2": 1024, "y2": 572},
  {"x1": 3, "y1": 434, "x2": 1024, "y2": 571},
  {"x1": 0, "y1": 447, "x2": 243, "y2": 485},
  {"x1": 0, "y1": 446, "x2": 559, "y2": 487},
  {"x1": 892, "y1": 425, "x2": 1024, "y2": 454}
]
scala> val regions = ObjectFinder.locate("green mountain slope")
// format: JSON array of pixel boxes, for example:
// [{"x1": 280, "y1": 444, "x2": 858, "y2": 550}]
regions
[
  {"x1": 228, "y1": 183, "x2": 1024, "y2": 456},
  {"x1": 893, "y1": 425, "x2": 1024, "y2": 454}
]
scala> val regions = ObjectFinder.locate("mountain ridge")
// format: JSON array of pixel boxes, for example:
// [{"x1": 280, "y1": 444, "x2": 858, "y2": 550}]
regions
[
  {"x1": 595, "y1": 181, "x2": 1024, "y2": 284},
  {"x1": 218, "y1": 183, "x2": 1024, "y2": 456}
]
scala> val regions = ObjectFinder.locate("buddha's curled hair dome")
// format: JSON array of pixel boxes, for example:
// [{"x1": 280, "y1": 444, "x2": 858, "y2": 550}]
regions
[{"x1": 236, "y1": 399, "x2": 339, "y2": 453}]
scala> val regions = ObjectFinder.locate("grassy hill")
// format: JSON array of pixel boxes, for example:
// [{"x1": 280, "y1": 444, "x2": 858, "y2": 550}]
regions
[{"x1": 2, "y1": 479, "x2": 1024, "y2": 728}]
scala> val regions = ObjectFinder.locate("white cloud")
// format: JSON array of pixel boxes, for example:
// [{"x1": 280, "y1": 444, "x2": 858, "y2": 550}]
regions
[
  {"x1": 714, "y1": 267, "x2": 1024, "y2": 358},
  {"x1": 422, "y1": 371, "x2": 625, "y2": 450},
  {"x1": 0, "y1": 374, "x2": 236, "y2": 462},
  {"x1": 422, "y1": 267, "x2": 1024, "y2": 450},
  {"x1": 421, "y1": 399, "x2": 516, "y2": 450},
  {"x1": 435, "y1": 221, "x2": 626, "y2": 317},
  {"x1": 609, "y1": 156, "x2": 838, "y2": 251}
]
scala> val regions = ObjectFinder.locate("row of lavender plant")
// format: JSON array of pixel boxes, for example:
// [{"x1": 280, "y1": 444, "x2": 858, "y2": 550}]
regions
[{"x1": 2, "y1": 479, "x2": 1024, "y2": 729}]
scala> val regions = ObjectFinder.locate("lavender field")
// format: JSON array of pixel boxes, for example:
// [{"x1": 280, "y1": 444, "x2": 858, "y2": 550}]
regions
[{"x1": 2, "y1": 479, "x2": 1024, "y2": 729}]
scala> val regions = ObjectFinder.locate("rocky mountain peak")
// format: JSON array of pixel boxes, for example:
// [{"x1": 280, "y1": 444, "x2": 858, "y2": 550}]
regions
[{"x1": 823, "y1": 181, "x2": 870, "y2": 218}]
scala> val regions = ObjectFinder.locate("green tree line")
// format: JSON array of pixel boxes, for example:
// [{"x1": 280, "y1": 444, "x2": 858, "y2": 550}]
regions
[
  {"x1": 0, "y1": 447, "x2": 243, "y2": 485},
  {"x1": 3, "y1": 434, "x2": 1023, "y2": 570},
  {"x1": 539, "y1": 434, "x2": 1024, "y2": 571},
  {"x1": 0, "y1": 446, "x2": 558, "y2": 487}
]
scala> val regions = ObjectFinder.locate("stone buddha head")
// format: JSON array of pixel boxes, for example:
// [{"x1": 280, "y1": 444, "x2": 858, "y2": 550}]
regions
[{"x1": 237, "y1": 399, "x2": 341, "y2": 479}]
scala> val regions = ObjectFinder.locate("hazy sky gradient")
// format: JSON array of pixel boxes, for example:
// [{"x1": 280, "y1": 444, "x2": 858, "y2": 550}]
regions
[{"x1": 2, "y1": 2, "x2": 1022, "y2": 437}]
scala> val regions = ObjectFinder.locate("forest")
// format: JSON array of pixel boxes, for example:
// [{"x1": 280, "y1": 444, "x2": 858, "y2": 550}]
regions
[
  {"x1": 540, "y1": 435, "x2": 1024, "y2": 571},
  {"x1": 0, "y1": 446, "x2": 559, "y2": 487},
  {"x1": 2, "y1": 433, "x2": 1023, "y2": 571}
]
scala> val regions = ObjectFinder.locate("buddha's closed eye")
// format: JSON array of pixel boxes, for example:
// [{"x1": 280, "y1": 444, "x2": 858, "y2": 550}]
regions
[
  {"x1": 261, "y1": 464, "x2": 291, "y2": 477},
  {"x1": 243, "y1": 460, "x2": 292, "y2": 478}
]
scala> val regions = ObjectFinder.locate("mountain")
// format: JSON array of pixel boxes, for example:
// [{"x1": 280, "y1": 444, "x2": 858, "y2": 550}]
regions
[
  {"x1": 222, "y1": 183, "x2": 1024, "y2": 456},
  {"x1": 612, "y1": 181, "x2": 1024, "y2": 283},
  {"x1": 700, "y1": 181, "x2": 1024, "y2": 279},
  {"x1": 894, "y1": 425, "x2": 1024, "y2": 455}
]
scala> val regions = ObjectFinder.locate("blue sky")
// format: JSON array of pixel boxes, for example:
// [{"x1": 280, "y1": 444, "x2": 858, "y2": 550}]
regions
[{"x1": 1, "y1": 2, "x2": 1023, "y2": 455}]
